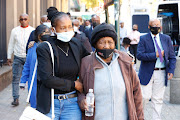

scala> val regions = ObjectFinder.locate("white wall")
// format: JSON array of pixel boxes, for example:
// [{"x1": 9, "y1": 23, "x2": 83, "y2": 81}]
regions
[
  {"x1": 119, "y1": 0, "x2": 164, "y2": 35},
  {"x1": 120, "y1": 0, "x2": 131, "y2": 34}
]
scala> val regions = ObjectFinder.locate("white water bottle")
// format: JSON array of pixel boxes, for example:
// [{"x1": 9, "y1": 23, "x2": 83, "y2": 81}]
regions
[{"x1": 85, "y1": 89, "x2": 94, "y2": 116}]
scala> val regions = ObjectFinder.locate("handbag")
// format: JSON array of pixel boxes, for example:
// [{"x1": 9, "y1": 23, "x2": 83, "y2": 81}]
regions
[{"x1": 19, "y1": 41, "x2": 55, "y2": 120}]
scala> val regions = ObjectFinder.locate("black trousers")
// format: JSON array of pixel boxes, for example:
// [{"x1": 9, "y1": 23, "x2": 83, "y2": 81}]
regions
[{"x1": 129, "y1": 44, "x2": 138, "y2": 64}]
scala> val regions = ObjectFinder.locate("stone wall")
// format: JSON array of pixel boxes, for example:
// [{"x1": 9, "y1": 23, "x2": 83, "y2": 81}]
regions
[
  {"x1": 170, "y1": 57, "x2": 180, "y2": 104},
  {"x1": 0, "y1": 66, "x2": 12, "y2": 92}
]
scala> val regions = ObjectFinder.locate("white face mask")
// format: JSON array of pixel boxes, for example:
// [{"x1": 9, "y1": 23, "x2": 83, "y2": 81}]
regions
[
  {"x1": 43, "y1": 22, "x2": 51, "y2": 28},
  {"x1": 73, "y1": 26, "x2": 79, "y2": 32},
  {"x1": 53, "y1": 27, "x2": 75, "y2": 42},
  {"x1": 85, "y1": 25, "x2": 91, "y2": 29}
]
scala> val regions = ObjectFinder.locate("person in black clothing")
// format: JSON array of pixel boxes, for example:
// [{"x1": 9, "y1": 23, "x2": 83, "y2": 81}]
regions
[
  {"x1": 72, "y1": 19, "x2": 92, "y2": 53},
  {"x1": 84, "y1": 15, "x2": 100, "y2": 51},
  {"x1": 26, "y1": 15, "x2": 49, "y2": 53},
  {"x1": 36, "y1": 12, "x2": 89, "y2": 120},
  {"x1": 84, "y1": 20, "x2": 91, "y2": 30},
  {"x1": 84, "y1": 15, "x2": 100, "y2": 42},
  {"x1": 26, "y1": 7, "x2": 58, "y2": 53},
  {"x1": 78, "y1": 20, "x2": 91, "y2": 32}
]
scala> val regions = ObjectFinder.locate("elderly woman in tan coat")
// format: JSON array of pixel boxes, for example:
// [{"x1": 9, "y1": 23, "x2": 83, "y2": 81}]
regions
[{"x1": 78, "y1": 23, "x2": 144, "y2": 120}]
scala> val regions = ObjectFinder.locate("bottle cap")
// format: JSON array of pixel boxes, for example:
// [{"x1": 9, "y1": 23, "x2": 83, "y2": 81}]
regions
[{"x1": 89, "y1": 89, "x2": 93, "y2": 93}]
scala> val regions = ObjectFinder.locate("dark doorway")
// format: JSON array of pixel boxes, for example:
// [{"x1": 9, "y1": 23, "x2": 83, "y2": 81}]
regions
[
  {"x1": 132, "y1": 15, "x2": 149, "y2": 33},
  {"x1": 0, "y1": 0, "x2": 7, "y2": 64},
  {"x1": 158, "y1": 3, "x2": 179, "y2": 55}
]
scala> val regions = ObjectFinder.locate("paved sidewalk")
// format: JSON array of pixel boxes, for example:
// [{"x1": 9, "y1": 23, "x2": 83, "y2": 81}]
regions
[
  {"x1": 0, "y1": 84, "x2": 28, "y2": 120},
  {"x1": 0, "y1": 82, "x2": 180, "y2": 120},
  {"x1": 144, "y1": 82, "x2": 180, "y2": 120}
]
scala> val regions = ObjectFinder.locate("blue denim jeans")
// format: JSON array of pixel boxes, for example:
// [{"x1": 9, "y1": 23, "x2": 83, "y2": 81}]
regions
[
  {"x1": 46, "y1": 91, "x2": 82, "y2": 120},
  {"x1": 12, "y1": 55, "x2": 26, "y2": 100}
]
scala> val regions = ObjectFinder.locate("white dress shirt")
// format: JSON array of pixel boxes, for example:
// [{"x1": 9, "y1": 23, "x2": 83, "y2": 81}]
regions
[
  {"x1": 7, "y1": 26, "x2": 35, "y2": 59},
  {"x1": 128, "y1": 30, "x2": 140, "y2": 45}
]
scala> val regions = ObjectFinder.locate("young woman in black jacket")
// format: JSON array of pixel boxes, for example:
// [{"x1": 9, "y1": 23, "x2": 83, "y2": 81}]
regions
[{"x1": 36, "y1": 12, "x2": 89, "y2": 120}]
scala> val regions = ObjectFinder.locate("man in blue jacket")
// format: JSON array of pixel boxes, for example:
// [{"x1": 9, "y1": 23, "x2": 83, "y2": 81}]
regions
[
  {"x1": 137, "y1": 19, "x2": 176, "y2": 120},
  {"x1": 84, "y1": 15, "x2": 100, "y2": 51}
]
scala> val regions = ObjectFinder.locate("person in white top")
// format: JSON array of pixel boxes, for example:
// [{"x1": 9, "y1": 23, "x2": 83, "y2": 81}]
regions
[
  {"x1": 7, "y1": 14, "x2": 34, "y2": 106},
  {"x1": 119, "y1": 21, "x2": 127, "y2": 44},
  {"x1": 128, "y1": 24, "x2": 140, "y2": 64}
]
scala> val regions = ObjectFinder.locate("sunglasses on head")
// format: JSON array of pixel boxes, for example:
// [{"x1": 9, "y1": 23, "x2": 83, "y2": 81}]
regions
[{"x1": 20, "y1": 18, "x2": 27, "y2": 21}]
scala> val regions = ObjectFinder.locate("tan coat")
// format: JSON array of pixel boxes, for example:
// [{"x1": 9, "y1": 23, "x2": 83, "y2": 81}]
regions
[{"x1": 78, "y1": 50, "x2": 144, "y2": 120}]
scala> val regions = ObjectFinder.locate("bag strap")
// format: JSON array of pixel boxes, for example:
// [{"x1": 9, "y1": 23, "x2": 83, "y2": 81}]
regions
[
  {"x1": 44, "y1": 41, "x2": 55, "y2": 120},
  {"x1": 26, "y1": 59, "x2": 38, "y2": 103}
]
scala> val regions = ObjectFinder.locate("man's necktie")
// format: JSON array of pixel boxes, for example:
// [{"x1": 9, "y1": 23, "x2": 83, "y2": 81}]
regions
[{"x1": 154, "y1": 37, "x2": 163, "y2": 63}]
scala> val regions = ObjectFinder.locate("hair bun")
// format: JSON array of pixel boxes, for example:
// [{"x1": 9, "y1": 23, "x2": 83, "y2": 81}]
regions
[
  {"x1": 47, "y1": 7, "x2": 58, "y2": 13},
  {"x1": 47, "y1": 10, "x2": 58, "y2": 21}
]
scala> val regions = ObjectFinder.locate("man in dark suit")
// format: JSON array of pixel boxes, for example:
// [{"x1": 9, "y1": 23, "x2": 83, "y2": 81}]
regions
[
  {"x1": 79, "y1": 20, "x2": 91, "y2": 32},
  {"x1": 72, "y1": 19, "x2": 92, "y2": 53},
  {"x1": 137, "y1": 19, "x2": 176, "y2": 120},
  {"x1": 84, "y1": 15, "x2": 100, "y2": 51}
]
